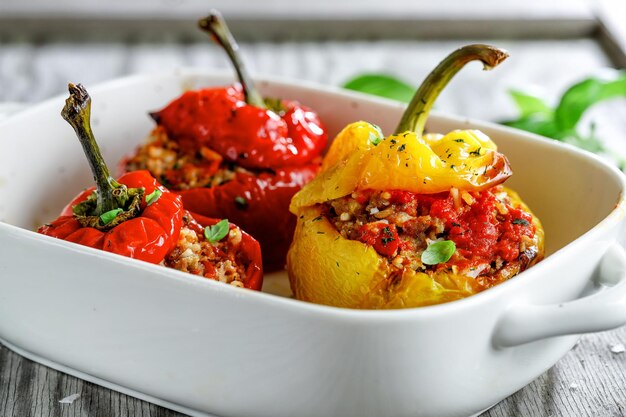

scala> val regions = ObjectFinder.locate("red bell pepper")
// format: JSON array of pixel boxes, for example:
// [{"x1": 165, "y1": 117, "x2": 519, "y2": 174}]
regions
[
  {"x1": 177, "y1": 165, "x2": 318, "y2": 272},
  {"x1": 38, "y1": 83, "x2": 183, "y2": 264},
  {"x1": 124, "y1": 11, "x2": 327, "y2": 271},
  {"x1": 188, "y1": 213, "x2": 263, "y2": 291},
  {"x1": 152, "y1": 84, "x2": 326, "y2": 170},
  {"x1": 41, "y1": 170, "x2": 184, "y2": 264},
  {"x1": 40, "y1": 83, "x2": 264, "y2": 290}
]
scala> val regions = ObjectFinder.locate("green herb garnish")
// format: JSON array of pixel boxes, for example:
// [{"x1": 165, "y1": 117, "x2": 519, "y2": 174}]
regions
[
  {"x1": 421, "y1": 240, "x2": 456, "y2": 265},
  {"x1": 512, "y1": 218, "x2": 530, "y2": 226},
  {"x1": 146, "y1": 189, "x2": 162, "y2": 206},
  {"x1": 343, "y1": 74, "x2": 415, "y2": 103},
  {"x1": 100, "y1": 208, "x2": 123, "y2": 225},
  {"x1": 368, "y1": 123, "x2": 385, "y2": 146},
  {"x1": 502, "y1": 70, "x2": 626, "y2": 170},
  {"x1": 369, "y1": 132, "x2": 382, "y2": 145},
  {"x1": 204, "y1": 219, "x2": 229, "y2": 243}
]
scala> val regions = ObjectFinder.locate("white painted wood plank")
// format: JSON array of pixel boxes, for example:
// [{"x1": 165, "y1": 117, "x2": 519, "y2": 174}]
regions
[
  {"x1": 0, "y1": 0, "x2": 593, "y2": 20},
  {"x1": 2, "y1": 327, "x2": 625, "y2": 416},
  {"x1": 0, "y1": 0, "x2": 599, "y2": 40}
]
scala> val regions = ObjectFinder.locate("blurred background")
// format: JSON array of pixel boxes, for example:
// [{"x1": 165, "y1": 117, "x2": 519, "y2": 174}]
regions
[{"x1": 0, "y1": 0, "x2": 625, "y2": 164}]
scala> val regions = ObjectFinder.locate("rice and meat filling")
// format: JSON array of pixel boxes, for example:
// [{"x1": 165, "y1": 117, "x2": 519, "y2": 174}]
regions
[
  {"x1": 125, "y1": 126, "x2": 250, "y2": 190},
  {"x1": 323, "y1": 186, "x2": 540, "y2": 289},
  {"x1": 165, "y1": 214, "x2": 247, "y2": 287}
]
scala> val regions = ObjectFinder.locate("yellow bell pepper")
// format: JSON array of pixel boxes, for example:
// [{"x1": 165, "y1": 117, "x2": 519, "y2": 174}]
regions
[
  {"x1": 291, "y1": 124, "x2": 512, "y2": 210},
  {"x1": 287, "y1": 44, "x2": 545, "y2": 309}
]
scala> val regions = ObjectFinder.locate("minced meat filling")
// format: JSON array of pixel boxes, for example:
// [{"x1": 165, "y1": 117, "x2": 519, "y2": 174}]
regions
[
  {"x1": 125, "y1": 126, "x2": 251, "y2": 190},
  {"x1": 165, "y1": 215, "x2": 247, "y2": 287},
  {"x1": 323, "y1": 186, "x2": 539, "y2": 289}
]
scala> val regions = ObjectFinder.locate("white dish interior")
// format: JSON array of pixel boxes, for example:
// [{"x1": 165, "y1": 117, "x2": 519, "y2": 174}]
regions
[{"x1": 0, "y1": 70, "x2": 625, "y2": 417}]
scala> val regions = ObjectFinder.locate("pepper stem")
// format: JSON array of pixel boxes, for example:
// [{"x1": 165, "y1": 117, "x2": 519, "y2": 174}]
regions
[
  {"x1": 61, "y1": 83, "x2": 128, "y2": 216},
  {"x1": 198, "y1": 10, "x2": 266, "y2": 108},
  {"x1": 394, "y1": 44, "x2": 509, "y2": 136}
]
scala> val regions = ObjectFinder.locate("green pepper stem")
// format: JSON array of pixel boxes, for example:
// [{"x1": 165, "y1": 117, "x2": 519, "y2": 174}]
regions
[
  {"x1": 394, "y1": 44, "x2": 509, "y2": 136},
  {"x1": 61, "y1": 83, "x2": 126, "y2": 216},
  {"x1": 198, "y1": 10, "x2": 266, "y2": 108}
]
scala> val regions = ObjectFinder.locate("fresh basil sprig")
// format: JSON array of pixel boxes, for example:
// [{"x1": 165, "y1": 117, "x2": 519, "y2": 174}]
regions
[
  {"x1": 145, "y1": 189, "x2": 162, "y2": 206},
  {"x1": 100, "y1": 208, "x2": 123, "y2": 225},
  {"x1": 204, "y1": 219, "x2": 230, "y2": 243},
  {"x1": 501, "y1": 70, "x2": 626, "y2": 169},
  {"x1": 421, "y1": 240, "x2": 456, "y2": 265},
  {"x1": 343, "y1": 74, "x2": 414, "y2": 103},
  {"x1": 368, "y1": 123, "x2": 385, "y2": 145}
]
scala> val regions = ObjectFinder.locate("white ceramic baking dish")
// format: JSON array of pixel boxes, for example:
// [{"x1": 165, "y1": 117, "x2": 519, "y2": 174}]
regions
[{"x1": 0, "y1": 70, "x2": 625, "y2": 417}]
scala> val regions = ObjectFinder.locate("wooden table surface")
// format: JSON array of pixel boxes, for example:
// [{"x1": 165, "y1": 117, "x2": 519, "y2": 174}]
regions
[
  {"x1": 2, "y1": 329, "x2": 624, "y2": 417},
  {"x1": 1, "y1": 36, "x2": 625, "y2": 417}
]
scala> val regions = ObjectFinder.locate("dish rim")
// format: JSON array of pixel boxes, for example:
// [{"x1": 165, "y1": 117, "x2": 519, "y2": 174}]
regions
[{"x1": 1, "y1": 68, "x2": 625, "y2": 319}]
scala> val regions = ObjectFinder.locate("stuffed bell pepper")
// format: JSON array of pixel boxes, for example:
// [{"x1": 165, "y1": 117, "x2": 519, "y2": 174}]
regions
[
  {"x1": 39, "y1": 83, "x2": 263, "y2": 290},
  {"x1": 287, "y1": 45, "x2": 545, "y2": 309},
  {"x1": 123, "y1": 11, "x2": 327, "y2": 271}
]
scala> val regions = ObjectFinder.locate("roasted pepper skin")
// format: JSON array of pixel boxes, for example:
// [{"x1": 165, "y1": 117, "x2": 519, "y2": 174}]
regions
[
  {"x1": 288, "y1": 191, "x2": 543, "y2": 309},
  {"x1": 144, "y1": 85, "x2": 327, "y2": 271},
  {"x1": 178, "y1": 165, "x2": 318, "y2": 271},
  {"x1": 291, "y1": 122, "x2": 512, "y2": 209},
  {"x1": 41, "y1": 170, "x2": 265, "y2": 289},
  {"x1": 153, "y1": 85, "x2": 327, "y2": 169},
  {"x1": 189, "y1": 213, "x2": 264, "y2": 291},
  {"x1": 287, "y1": 122, "x2": 544, "y2": 309},
  {"x1": 288, "y1": 206, "x2": 481, "y2": 308},
  {"x1": 39, "y1": 170, "x2": 184, "y2": 264}
]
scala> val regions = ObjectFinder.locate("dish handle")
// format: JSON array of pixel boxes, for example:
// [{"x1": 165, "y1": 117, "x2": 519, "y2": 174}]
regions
[{"x1": 493, "y1": 243, "x2": 626, "y2": 348}]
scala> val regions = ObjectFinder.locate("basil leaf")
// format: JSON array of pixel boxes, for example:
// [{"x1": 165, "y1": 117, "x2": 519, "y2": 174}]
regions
[
  {"x1": 368, "y1": 123, "x2": 385, "y2": 145},
  {"x1": 145, "y1": 189, "x2": 162, "y2": 206},
  {"x1": 421, "y1": 240, "x2": 456, "y2": 265},
  {"x1": 557, "y1": 128, "x2": 605, "y2": 153},
  {"x1": 343, "y1": 74, "x2": 415, "y2": 103},
  {"x1": 508, "y1": 90, "x2": 552, "y2": 117},
  {"x1": 100, "y1": 208, "x2": 123, "y2": 225},
  {"x1": 501, "y1": 116, "x2": 561, "y2": 139},
  {"x1": 204, "y1": 219, "x2": 229, "y2": 243},
  {"x1": 369, "y1": 131, "x2": 383, "y2": 146},
  {"x1": 555, "y1": 70, "x2": 626, "y2": 131}
]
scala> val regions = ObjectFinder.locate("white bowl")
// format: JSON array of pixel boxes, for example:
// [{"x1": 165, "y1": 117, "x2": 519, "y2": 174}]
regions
[{"x1": 0, "y1": 70, "x2": 625, "y2": 417}]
